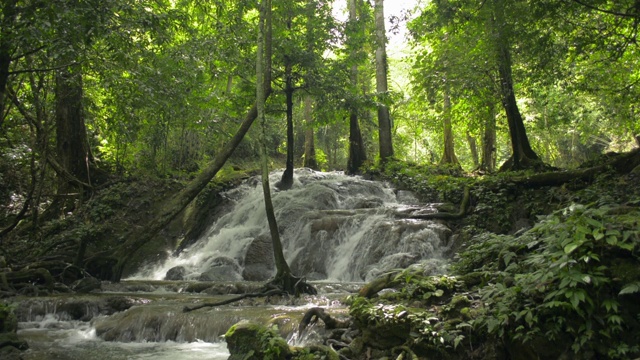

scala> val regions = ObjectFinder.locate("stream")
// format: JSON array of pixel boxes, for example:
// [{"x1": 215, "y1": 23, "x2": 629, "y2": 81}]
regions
[{"x1": 13, "y1": 170, "x2": 451, "y2": 359}]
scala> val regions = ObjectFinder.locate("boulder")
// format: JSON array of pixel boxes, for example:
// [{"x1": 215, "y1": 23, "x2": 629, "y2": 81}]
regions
[
  {"x1": 225, "y1": 321, "x2": 291, "y2": 360},
  {"x1": 242, "y1": 235, "x2": 275, "y2": 281},
  {"x1": 198, "y1": 257, "x2": 242, "y2": 282},
  {"x1": 164, "y1": 266, "x2": 187, "y2": 281}
]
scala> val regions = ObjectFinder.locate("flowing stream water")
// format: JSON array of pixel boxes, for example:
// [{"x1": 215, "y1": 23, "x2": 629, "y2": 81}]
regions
[{"x1": 14, "y1": 170, "x2": 451, "y2": 359}]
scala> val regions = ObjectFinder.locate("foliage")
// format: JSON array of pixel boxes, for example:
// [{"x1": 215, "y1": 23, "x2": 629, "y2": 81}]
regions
[
  {"x1": 455, "y1": 201, "x2": 640, "y2": 358},
  {"x1": 350, "y1": 294, "x2": 468, "y2": 354}
]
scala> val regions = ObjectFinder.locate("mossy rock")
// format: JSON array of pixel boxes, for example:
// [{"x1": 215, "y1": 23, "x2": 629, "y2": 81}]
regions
[
  {"x1": 0, "y1": 332, "x2": 29, "y2": 351},
  {"x1": 0, "y1": 305, "x2": 18, "y2": 333},
  {"x1": 225, "y1": 320, "x2": 291, "y2": 360}
]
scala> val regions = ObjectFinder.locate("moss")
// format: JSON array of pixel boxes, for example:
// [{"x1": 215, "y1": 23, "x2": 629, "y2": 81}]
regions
[{"x1": 225, "y1": 321, "x2": 291, "y2": 360}]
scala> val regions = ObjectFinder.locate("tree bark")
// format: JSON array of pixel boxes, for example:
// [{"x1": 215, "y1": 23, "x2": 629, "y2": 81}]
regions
[
  {"x1": 491, "y1": 0, "x2": 540, "y2": 170},
  {"x1": 303, "y1": 95, "x2": 318, "y2": 169},
  {"x1": 278, "y1": 56, "x2": 295, "y2": 190},
  {"x1": 466, "y1": 131, "x2": 479, "y2": 168},
  {"x1": 481, "y1": 101, "x2": 497, "y2": 172},
  {"x1": 0, "y1": 0, "x2": 17, "y2": 126},
  {"x1": 257, "y1": 0, "x2": 291, "y2": 280},
  {"x1": 374, "y1": 0, "x2": 394, "y2": 162},
  {"x1": 439, "y1": 86, "x2": 460, "y2": 167},
  {"x1": 54, "y1": 63, "x2": 93, "y2": 208},
  {"x1": 347, "y1": 0, "x2": 367, "y2": 175}
]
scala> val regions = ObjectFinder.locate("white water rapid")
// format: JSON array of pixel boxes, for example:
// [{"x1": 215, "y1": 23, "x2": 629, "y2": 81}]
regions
[{"x1": 131, "y1": 169, "x2": 451, "y2": 282}]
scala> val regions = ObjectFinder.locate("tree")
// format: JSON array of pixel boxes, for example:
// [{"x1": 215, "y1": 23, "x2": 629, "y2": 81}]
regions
[
  {"x1": 374, "y1": 0, "x2": 394, "y2": 162},
  {"x1": 346, "y1": 0, "x2": 368, "y2": 174},
  {"x1": 439, "y1": 83, "x2": 460, "y2": 166},
  {"x1": 256, "y1": 0, "x2": 290, "y2": 280},
  {"x1": 490, "y1": 0, "x2": 541, "y2": 170}
]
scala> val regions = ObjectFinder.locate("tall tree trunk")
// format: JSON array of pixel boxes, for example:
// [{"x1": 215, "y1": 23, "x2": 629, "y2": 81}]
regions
[
  {"x1": 54, "y1": 63, "x2": 93, "y2": 205},
  {"x1": 278, "y1": 55, "x2": 294, "y2": 190},
  {"x1": 256, "y1": 0, "x2": 291, "y2": 280},
  {"x1": 481, "y1": 101, "x2": 497, "y2": 172},
  {"x1": 374, "y1": 0, "x2": 393, "y2": 162},
  {"x1": 0, "y1": 0, "x2": 17, "y2": 127},
  {"x1": 491, "y1": 0, "x2": 540, "y2": 170},
  {"x1": 466, "y1": 131, "x2": 479, "y2": 168},
  {"x1": 347, "y1": 0, "x2": 367, "y2": 175},
  {"x1": 439, "y1": 86, "x2": 460, "y2": 167},
  {"x1": 303, "y1": 95, "x2": 318, "y2": 169}
]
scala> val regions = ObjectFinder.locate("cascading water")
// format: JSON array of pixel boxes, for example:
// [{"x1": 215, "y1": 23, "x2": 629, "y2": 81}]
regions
[
  {"x1": 14, "y1": 170, "x2": 452, "y2": 360},
  {"x1": 132, "y1": 169, "x2": 451, "y2": 282}
]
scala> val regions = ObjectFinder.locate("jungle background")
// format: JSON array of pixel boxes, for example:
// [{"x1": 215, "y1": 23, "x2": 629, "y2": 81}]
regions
[{"x1": 1, "y1": 0, "x2": 639, "y2": 359}]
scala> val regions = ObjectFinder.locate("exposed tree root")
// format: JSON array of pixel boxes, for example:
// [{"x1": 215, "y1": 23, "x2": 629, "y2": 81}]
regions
[
  {"x1": 298, "y1": 307, "x2": 351, "y2": 333},
  {"x1": 508, "y1": 148, "x2": 640, "y2": 187},
  {"x1": 183, "y1": 288, "x2": 285, "y2": 312},
  {"x1": 405, "y1": 186, "x2": 471, "y2": 221},
  {"x1": 183, "y1": 275, "x2": 317, "y2": 312},
  {"x1": 0, "y1": 268, "x2": 54, "y2": 292},
  {"x1": 392, "y1": 345, "x2": 419, "y2": 360}
]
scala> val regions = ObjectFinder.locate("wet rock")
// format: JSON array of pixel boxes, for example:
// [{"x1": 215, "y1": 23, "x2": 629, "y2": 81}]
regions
[
  {"x1": 104, "y1": 296, "x2": 136, "y2": 313},
  {"x1": 0, "y1": 306, "x2": 27, "y2": 357},
  {"x1": 71, "y1": 277, "x2": 102, "y2": 293},
  {"x1": 198, "y1": 257, "x2": 242, "y2": 282},
  {"x1": 396, "y1": 190, "x2": 420, "y2": 205},
  {"x1": 225, "y1": 321, "x2": 291, "y2": 360},
  {"x1": 164, "y1": 266, "x2": 186, "y2": 281},
  {"x1": 202, "y1": 283, "x2": 238, "y2": 295},
  {"x1": 242, "y1": 235, "x2": 275, "y2": 281}
]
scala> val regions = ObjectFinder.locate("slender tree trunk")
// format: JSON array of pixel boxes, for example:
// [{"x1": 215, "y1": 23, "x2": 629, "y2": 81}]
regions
[
  {"x1": 347, "y1": 0, "x2": 367, "y2": 174},
  {"x1": 303, "y1": 95, "x2": 318, "y2": 169},
  {"x1": 466, "y1": 131, "x2": 479, "y2": 168},
  {"x1": 481, "y1": 101, "x2": 497, "y2": 172},
  {"x1": 278, "y1": 56, "x2": 294, "y2": 190},
  {"x1": 257, "y1": 0, "x2": 290, "y2": 279},
  {"x1": 0, "y1": 0, "x2": 17, "y2": 127},
  {"x1": 439, "y1": 86, "x2": 460, "y2": 166},
  {"x1": 491, "y1": 0, "x2": 539, "y2": 170},
  {"x1": 374, "y1": 0, "x2": 393, "y2": 162}
]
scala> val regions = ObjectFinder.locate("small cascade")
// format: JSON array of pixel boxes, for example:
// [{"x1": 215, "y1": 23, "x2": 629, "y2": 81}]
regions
[{"x1": 132, "y1": 169, "x2": 451, "y2": 282}]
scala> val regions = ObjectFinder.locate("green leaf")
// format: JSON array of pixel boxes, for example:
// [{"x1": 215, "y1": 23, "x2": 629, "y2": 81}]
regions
[
  {"x1": 564, "y1": 243, "x2": 579, "y2": 254},
  {"x1": 619, "y1": 282, "x2": 640, "y2": 295}
]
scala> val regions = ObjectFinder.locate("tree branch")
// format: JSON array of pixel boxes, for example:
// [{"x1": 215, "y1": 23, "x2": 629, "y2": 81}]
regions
[
  {"x1": 9, "y1": 62, "x2": 80, "y2": 75},
  {"x1": 570, "y1": 0, "x2": 639, "y2": 19}
]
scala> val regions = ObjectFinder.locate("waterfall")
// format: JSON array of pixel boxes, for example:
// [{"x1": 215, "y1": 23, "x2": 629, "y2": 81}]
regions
[{"x1": 131, "y1": 169, "x2": 451, "y2": 282}]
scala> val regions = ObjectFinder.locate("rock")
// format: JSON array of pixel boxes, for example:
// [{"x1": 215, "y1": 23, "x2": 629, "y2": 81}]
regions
[
  {"x1": 0, "y1": 306, "x2": 27, "y2": 357},
  {"x1": 164, "y1": 266, "x2": 186, "y2": 281},
  {"x1": 0, "y1": 305, "x2": 18, "y2": 333},
  {"x1": 0, "y1": 340, "x2": 28, "y2": 360},
  {"x1": 242, "y1": 235, "x2": 275, "y2": 281},
  {"x1": 397, "y1": 190, "x2": 420, "y2": 204},
  {"x1": 198, "y1": 257, "x2": 242, "y2": 282},
  {"x1": 71, "y1": 277, "x2": 102, "y2": 293},
  {"x1": 225, "y1": 321, "x2": 291, "y2": 360}
]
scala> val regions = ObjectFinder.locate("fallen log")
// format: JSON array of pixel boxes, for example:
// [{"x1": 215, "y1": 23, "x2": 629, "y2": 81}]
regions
[{"x1": 183, "y1": 288, "x2": 285, "y2": 312}]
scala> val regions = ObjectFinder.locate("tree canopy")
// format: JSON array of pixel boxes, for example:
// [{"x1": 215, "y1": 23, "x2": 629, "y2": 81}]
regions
[{"x1": 1, "y1": 0, "x2": 639, "y2": 238}]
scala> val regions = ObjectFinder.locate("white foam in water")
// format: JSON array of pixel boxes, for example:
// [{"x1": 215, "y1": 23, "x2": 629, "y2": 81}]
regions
[
  {"x1": 20, "y1": 321, "x2": 229, "y2": 360},
  {"x1": 130, "y1": 169, "x2": 449, "y2": 282}
]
